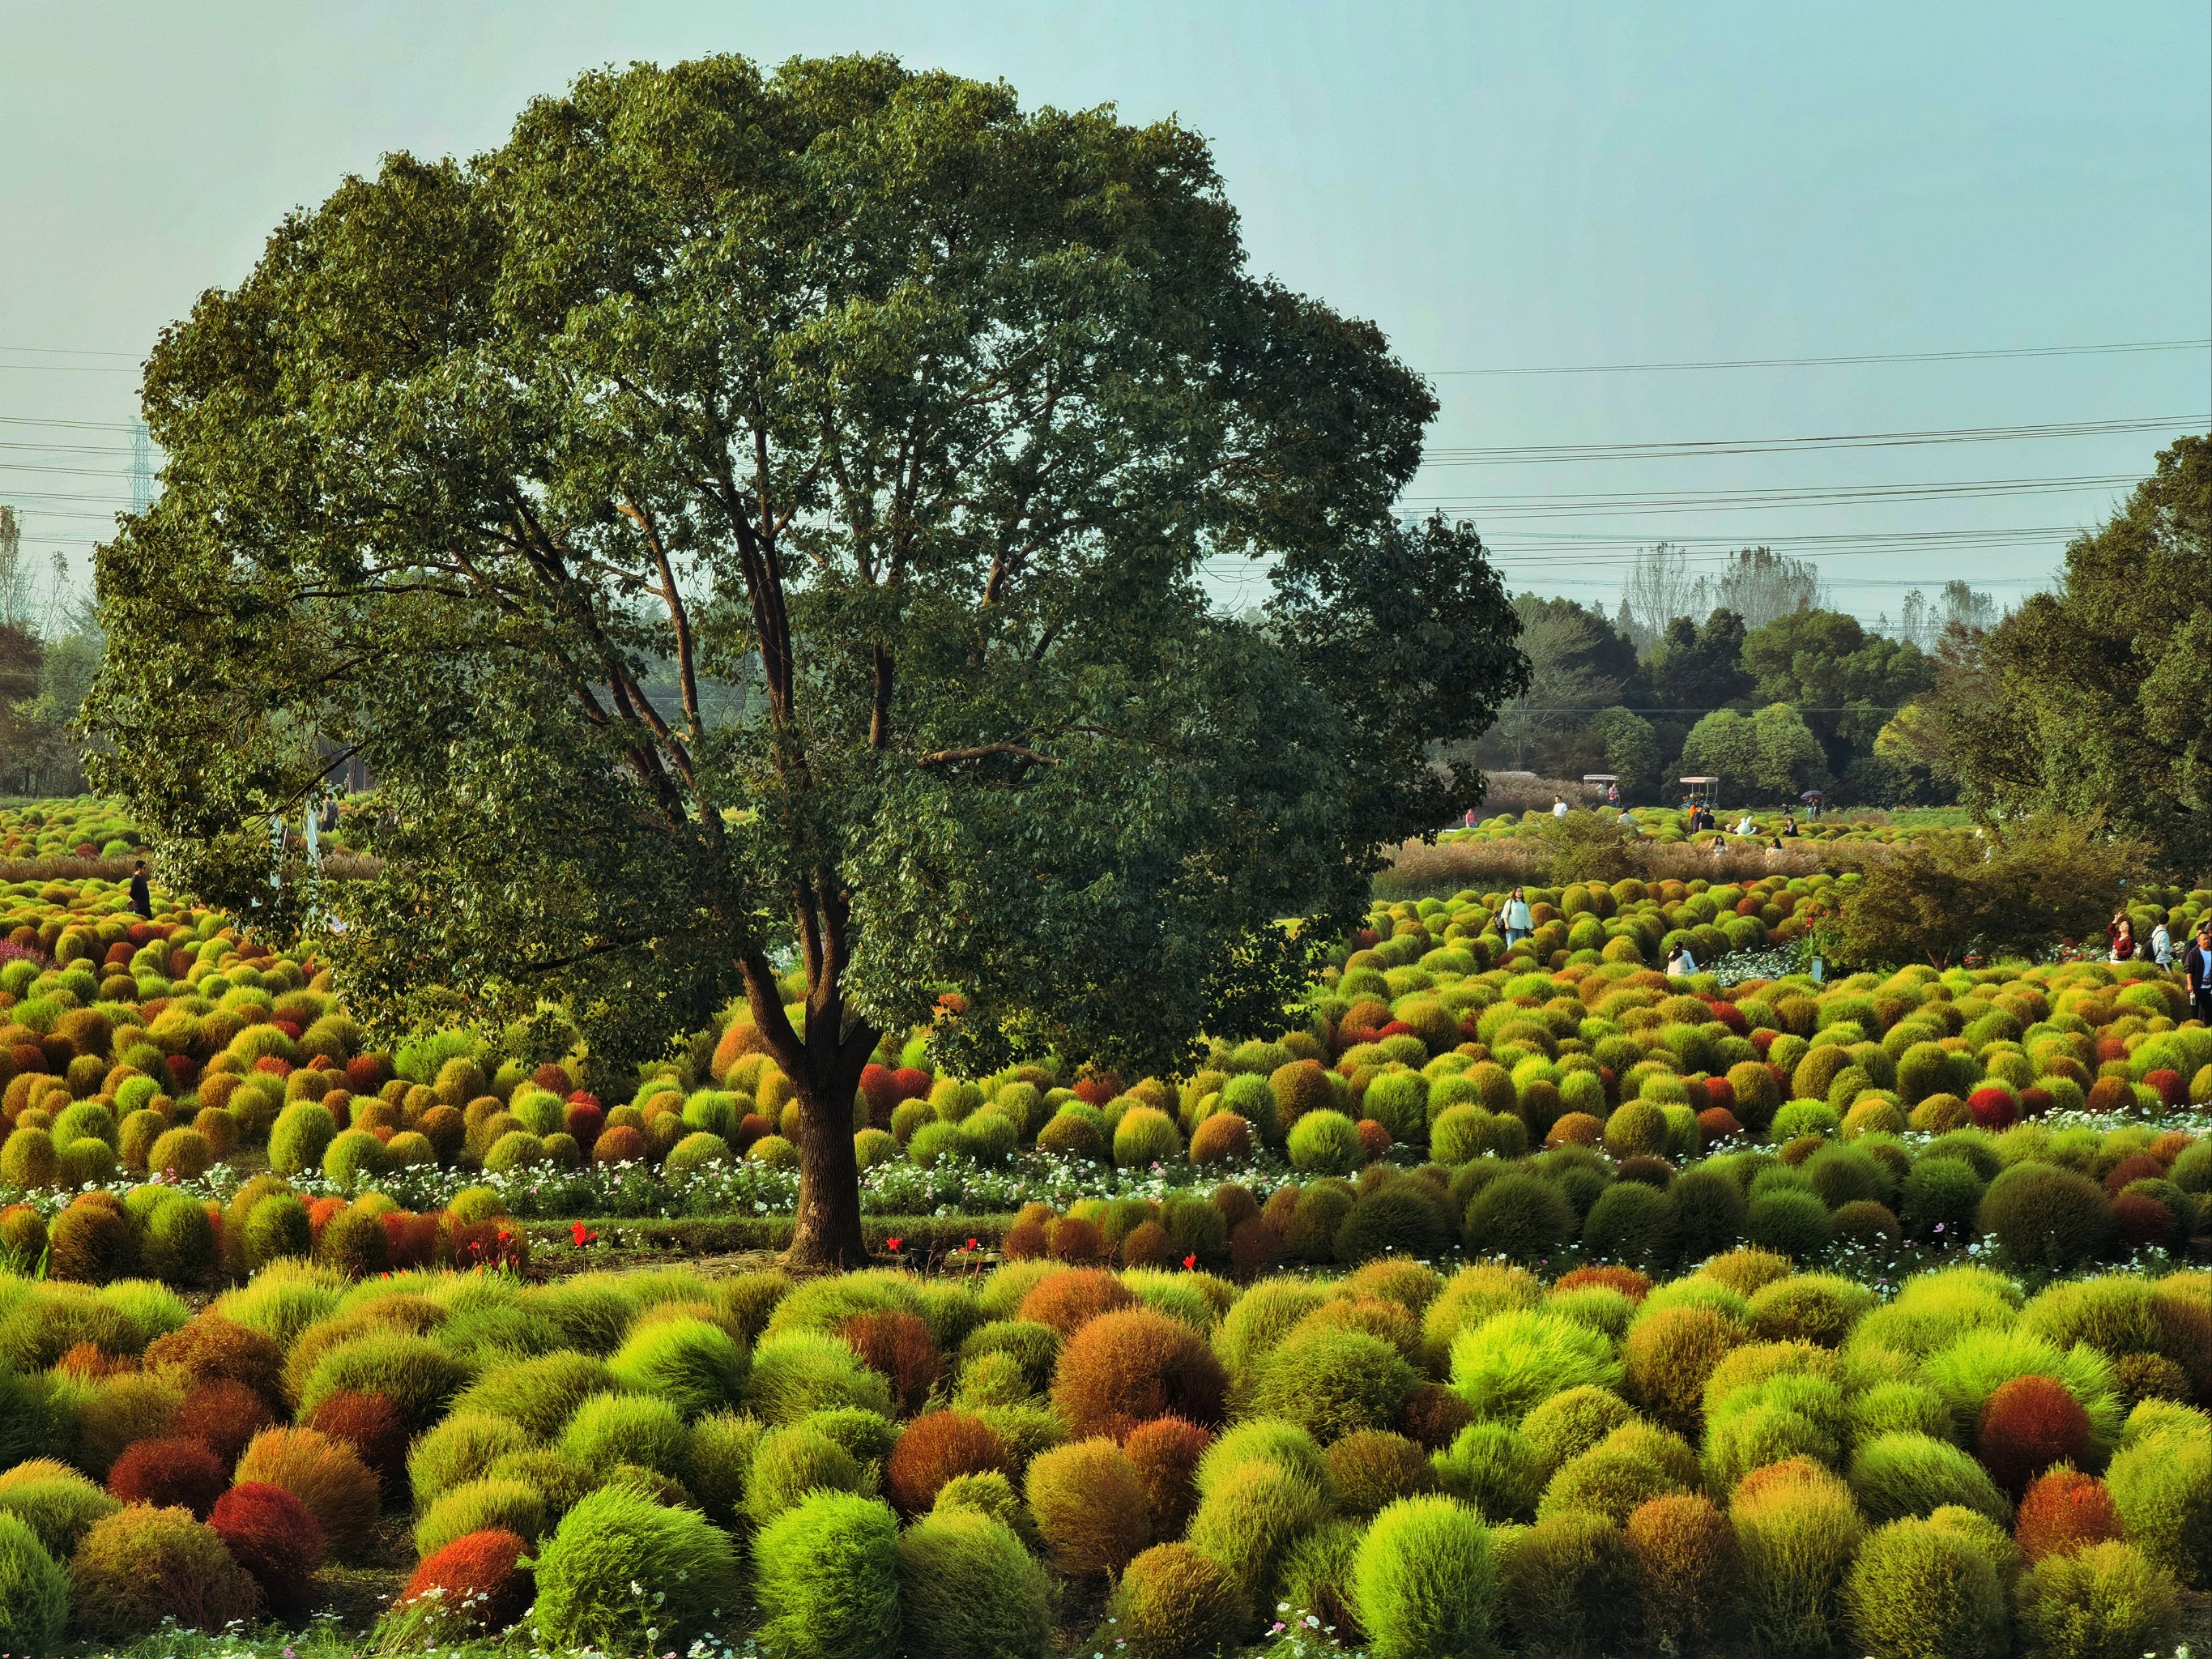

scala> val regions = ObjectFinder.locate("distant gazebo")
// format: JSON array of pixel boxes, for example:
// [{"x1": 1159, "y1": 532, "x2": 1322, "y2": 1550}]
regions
[{"x1": 1679, "y1": 775, "x2": 1719, "y2": 811}]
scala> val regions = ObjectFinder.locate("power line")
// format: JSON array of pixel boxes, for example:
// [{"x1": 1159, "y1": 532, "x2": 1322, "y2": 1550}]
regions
[
  {"x1": 0, "y1": 415, "x2": 139, "y2": 432},
  {"x1": 1421, "y1": 414, "x2": 2206, "y2": 465},
  {"x1": 1409, "y1": 473, "x2": 2142, "y2": 518},
  {"x1": 1434, "y1": 338, "x2": 2212, "y2": 375}
]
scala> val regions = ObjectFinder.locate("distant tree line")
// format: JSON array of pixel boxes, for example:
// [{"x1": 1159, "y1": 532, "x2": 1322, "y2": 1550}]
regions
[
  {"x1": 1463, "y1": 545, "x2": 1983, "y2": 807},
  {"x1": 0, "y1": 509, "x2": 100, "y2": 797}
]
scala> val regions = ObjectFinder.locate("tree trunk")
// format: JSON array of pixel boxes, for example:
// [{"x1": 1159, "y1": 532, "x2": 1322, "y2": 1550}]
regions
[{"x1": 786, "y1": 1067, "x2": 870, "y2": 1269}]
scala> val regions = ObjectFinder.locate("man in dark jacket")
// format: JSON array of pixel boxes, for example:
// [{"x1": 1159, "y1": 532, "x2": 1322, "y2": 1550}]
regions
[
  {"x1": 2188, "y1": 925, "x2": 2212, "y2": 1026},
  {"x1": 129, "y1": 860, "x2": 151, "y2": 920}
]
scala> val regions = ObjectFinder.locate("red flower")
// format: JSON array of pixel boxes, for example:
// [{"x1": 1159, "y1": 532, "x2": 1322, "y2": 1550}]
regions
[
  {"x1": 569, "y1": 1222, "x2": 597, "y2": 1247},
  {"x1": 1183, "y1": 1254, "x2": 1198, "y2": 1270},
  {"x1": 884, "y1": 1236, "x2": 903, "y2": 1252},
  {"x1": 965, "y1": 1237, "x2": 979, "y2": 1251}
]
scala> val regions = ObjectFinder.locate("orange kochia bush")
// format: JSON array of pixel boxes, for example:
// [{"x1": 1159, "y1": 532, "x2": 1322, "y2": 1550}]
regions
[
  {"x1": 1051, "y1": 1309, "x2": 1229, "y2": 1440},
  {"x1": 884, "y1": 1410, "x2": 1015, "y2": 1517}
]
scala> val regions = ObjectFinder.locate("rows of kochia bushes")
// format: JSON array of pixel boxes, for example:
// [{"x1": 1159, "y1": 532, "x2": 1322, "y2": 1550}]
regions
[
  {"x1": 0, "y1": 800, "x2": 149, "y2": 864},
  {"x1": 0, "y1": 1253, "x2": 2202, "y2": 1658},
  {"x1": 8, "y1": 872, "x2": 2212, "y2": 1205}
]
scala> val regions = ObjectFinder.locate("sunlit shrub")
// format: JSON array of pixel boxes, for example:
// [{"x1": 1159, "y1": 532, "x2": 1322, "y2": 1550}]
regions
[
  {"x1": 532, "y1": 1485, "x2": 743, "y2": 1653},
  {"x1": 65, "y1": 1503, "x2": 261, "y2": 1640},
  {"x1": 1843, "y1": 1513, "x2": 2008, "y2": 1659},
  {"x1": 1350, "y1": 1494, "x2": 1495, "y2": 1659}
]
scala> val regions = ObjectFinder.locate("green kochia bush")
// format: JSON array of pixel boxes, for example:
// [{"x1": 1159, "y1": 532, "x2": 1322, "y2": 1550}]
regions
[
  {"x1": 895, "y1": 1508, "x2": 1051, "y2": 1659},
  {"x1": 1352, "y1": 1495, "x2": 1496, "y2": 1659},
  {"x1": 1451, "y1": 1310, "x2": 1622, "y2": 1422},
  {"x1": 532, "y1": 1486, "x2": 743, "y2": 1653},
  {"x1": 607, "y1": 1316, "x2": 748, "y2": 1420},
  {"x1": 1848, "y1": 1432, "x2": 2013, "y2": 1528},
  {"x1": 0, "y1": 1510, "x2": 67, "y2": 1656},
  {"x1": 753, "y1": 1491, "x2": 901, "y2": 1659},
  {"x1": 1843, "y1": 1515, "x2": 2008, "y2": 1659}
]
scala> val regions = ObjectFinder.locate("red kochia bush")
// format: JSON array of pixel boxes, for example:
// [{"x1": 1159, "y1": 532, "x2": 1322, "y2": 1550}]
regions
[
  {"x1": 892, "y1": 1067, "x2": 934, "y2": 1102},
  {"x1": 2116, "y1": 1191, "x2": 2183, "y2": 1249},
  {"x1": 1979, "y1": 1375, "x2": 2094, "y2": 1498},
  {"x1": 2143, "y1": 1068, "x2": 2186, "y2": 1108},
  {"x1": 1968, "y1": 1085, "x2": 2020, "y2": 1130},
  {"x1": 837, "y1": 1311, "x2": 942, "y2": 1416},
  {"x1": 170, "y1": 1379, "x2": 277, "y2": 1467},
  {"x1": 2105, "y1": 1155, "x2": 2166, "y2": 1196},
  {"x1": 1017, "y1": 1267, "x2": 1138, "y2": 1337},
  {"x1": 859, "y1": 1064, "x2": 901, "y2": 1121},
  {"x1": 304, "y1": 1389, "x2": 411, "y2": 1492},
  {"x1": 1123, "y1": 1415, "x2": 1213, "y2": 1535},
  {"x1": 2086, "y1": 1076, "x2": 2135, "y2": 1114},
  {"x1": 885, "y1": 1410, "x2": 1014, "y2": 1516},
  {"x1": 1052, "y1": 1309, "x2": 1230, "y2": 1440},
  {"x1": 108, "y1": 1436, "x2": 229, "y2": 1518},
  {"x1": 562, "y1": 1101, "x2": 605, "y2": 1145},
  {"x1": 1399, "y1": 1382, "x2": 1477, "y2": 1452},
  {"x1": 1046, "y1": 1216, "x2": 1110, "y2": 1265},
  {"x1": 2014, "y1": 1467, "x2": 2125, "y2": 1562},
  {"x1": 211, "y1": 1481, "x2": 324, "y2": 1615},
  {"x1": 399, "y1": 1527, "x2": 534, "y2": 1634}
]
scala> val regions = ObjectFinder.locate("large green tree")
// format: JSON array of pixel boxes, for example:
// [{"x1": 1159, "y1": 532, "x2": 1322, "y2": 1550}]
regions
[
  {"x1": 87, "y1": 55, "x2": 1524, "y2": 1265},
  {"x1": 1739, "y1": 608, "x2": 1931, "y2": 775},
  {"x1": 1928, "y1": 435, "x2": 2211, "y2": 874}
]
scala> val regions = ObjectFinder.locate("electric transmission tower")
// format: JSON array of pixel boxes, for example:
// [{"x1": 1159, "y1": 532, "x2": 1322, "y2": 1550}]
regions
[{"x1": 130, "y1": 421, "x2": 156, "y2": 515}]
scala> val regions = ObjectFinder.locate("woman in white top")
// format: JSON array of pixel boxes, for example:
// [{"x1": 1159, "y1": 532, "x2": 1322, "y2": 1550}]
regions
[
  {"x1": 1502, "y1": 887, "x2": 1534, "y2": 945},
  {"x1": 1666, "y1": 944, "x2": 1697, "y2": 976}
]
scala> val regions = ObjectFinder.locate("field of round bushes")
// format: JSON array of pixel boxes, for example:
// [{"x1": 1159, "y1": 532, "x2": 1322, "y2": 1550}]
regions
[
  {"x1": 0, "y1": 1252, "x2": 2204, "y2": 1657},
  {"x1": 4, "y1": 815, "x2": 2212, "y2": 1653}
]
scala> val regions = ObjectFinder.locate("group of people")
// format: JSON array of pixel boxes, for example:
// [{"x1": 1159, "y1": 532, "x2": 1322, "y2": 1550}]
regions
[
  {"x1": 1498, "y1": 883, "x2": 1698, "y2": 978},
  {"x1": 2111, "y1": 911, "x2": 2174, "y2": 968}
]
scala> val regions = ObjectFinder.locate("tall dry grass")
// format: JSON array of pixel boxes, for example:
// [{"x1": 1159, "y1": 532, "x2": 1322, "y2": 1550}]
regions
[{"x1": 1375, "y1": 835, "x2": 1834, "y2": 898}]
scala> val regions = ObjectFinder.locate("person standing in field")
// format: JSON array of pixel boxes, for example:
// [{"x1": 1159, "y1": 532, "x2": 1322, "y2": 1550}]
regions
[
  {"x1": 2189, "y1": 926, "x2": 2212, "y2": 1023},
  {"x1": 129, "y1": 860, "x2": 151, "y2": 920},
  {"x1": 1552, "y1": 795, "x2": 1569, "y2": 820},
  {"x1": 2151, "y1": 918, "x2": 2173, "y2": 969},
  {"x1": 1502, "y1": 887, "x2": 1533, "y2": 946}
]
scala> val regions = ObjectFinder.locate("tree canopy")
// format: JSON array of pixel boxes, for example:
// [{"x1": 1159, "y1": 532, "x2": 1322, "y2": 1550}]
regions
[
  {"x1": 1924, "y1": 434, "x2": 2212, "y2": 875},
  {"x1": 86, "y1": 53, "x2": 1525, "y2": 1264}
]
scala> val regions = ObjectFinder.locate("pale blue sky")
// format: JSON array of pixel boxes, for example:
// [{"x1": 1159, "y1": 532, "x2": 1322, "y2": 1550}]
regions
[{"x1": 2, "y1": 2, "x2": 2206, "y2": 623}]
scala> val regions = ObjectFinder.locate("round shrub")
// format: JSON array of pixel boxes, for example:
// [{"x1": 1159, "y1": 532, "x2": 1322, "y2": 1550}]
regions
[
  {"x1": 1115, "y1": 1107, "x2": 1181, "y2": 1168},
  {"x1": 1433, "y1": 1421, "x2": 1545, "y2": 1523},
  {"x1": 0, "y1": 1510, "x2": 67, "y2": 1655},
  {"x1": 2105, "y1": 1426, "x2": 2212, "y2": 1588},
  {"x1": 267, "y1": 1101, "x2": 337, "y2": 1175},
  {"x1": 745, "y1": 1426, "x2": 866, "y2": 1526},
  {"x1": 450, "y1": 1352, "x2": 616, "y2": 1441},
  {"x1": 296, "y1": 1330, "x2": 469, "y2": 1433},
  {"x1": 1025, "y1": 1437, "x2": 1149, "y2": 1576},
  {"x1": 748, "y1": 1328, "x2": 897, "y2": 1424},
  {"x1": 1052, "y1": 1308, "x2": 1227, "y2": 1440},
  {"x1": 1494, "y1": 1509, "x2": 1643, "y2": 1657},
  {"x1": 1124, "y1": 1415, "x2": 1213, "y2": 1536},
  {"x1": 399, "y1": 1526, "x2": 532, "y2": 1637},
  {"x1": 209, "y1": 1482, "x2": 322, "y2": 1618},
  {"x1": 1626, "y1": 1491, "x2": 1741, "y2": 1650},
  {"x1": 885, "y1": 1411, "x2": 1012, "y2": 1517},
  {"x1": 1325, "y1": 1429, "x2": 1437, "y2": 1518},
  {"x1": 1581, "y1": 1180, "x2": 1680, "y2": 1273},
  {"x1": 1451, "y1": 1309, "x2": 1622, "y2": 1423},
  {"x1": 1015, "y1": 1266, "x2": 1136, "y2": 1336},
  {"x1": 1333, "y1": 1183, "x2": 1451, "y2": 1264},
  {"x1": 1188, "y1": 1111, "x2": 1252, "y2": 1166},
  {"x1": 1108, "y1": 1541, "x2": 1248, "y2": 1659},
  {"x1": 1187, "y1": 1452, "x2": 1331, "y2": 1610},
  {"x1": 1848, "y1": 1431, "x2": 2013, "y2": 1527},
  {"x1": 414, "y1": 1477, "x2": 547, "y2": 1563},
  {"x1": 534, "y1": 1485, "x2": 743, "y2": 1654},
  {"x1": 895, "y1": 1507, "x2": 1051, "y2": 1659},
  {"x1": 0, "y1": 1468, "x2": 119, "y2": 1560},
  {"x1": 1744, "y1": 1188, "x2": 1834, "y2": 1260},
  {"x1": 1728, "y1": 1465, "x2": 1865, "y2": 1653},
  {"x1": 1255, "y1": 1324, "x2": 1418, "y2": 1444},
  {"x1": 1351, "y1": 1494, "x2": 1496, "y2": 1659},
  {"x1": 1978, "y1": 1374, "x2": 2094, "y2": 1499},
  {"x1": 66, "y1": 1503, "x2": 261, "y2": 1641},
  {"x1": 304, "y1": 1389, "x2": 410, "y2": 1491},
  {"x1": 2016, "y1": 1468, "x2": 2125, "y2": 1563},
  {"x1": 1287, "y1": 1109, "x2": 1364, "y2": 1175},
  {"x1": 607, "y1": 1314, "x2": 748, "y2": 1420},
  {"x1": 2015, "y1": 1540, "x2": 2179, "y2": 1659},
  {"x1": 1461, "y1": 1172, "x2": 1578, "y2": 1264},
  {"x1": 1623, "y1": 1304, "x2": 1745, "y2": 1439},
  {"x1": 560, "y1": 1390, "x2": 690, "y2": 1480},
  {"x1": 408, "y1": 1412, "x2": 534, "y2": 1512},
  {"x1": 1980, "y1": 1164, "x2": 2116, "y2": 1271},
  {"x1": 1844, "y1": 1514, "x2": 2008, "y2": 1659},
  {"x1": 106, "y1": 1435, "x2": 228, "y2": 1519},
  {"x1": 233, "y1": 1426, "x2": 381, "y2": 1553}
]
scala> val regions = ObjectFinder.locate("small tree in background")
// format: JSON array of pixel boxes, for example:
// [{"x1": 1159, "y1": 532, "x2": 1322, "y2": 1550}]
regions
[
  {"x1": 1832, "y1": 816, "x2": 2147, "y2": 970},
  {"x1": 87, "y1": 54, "x2": 1526, "y2": 1265}
]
